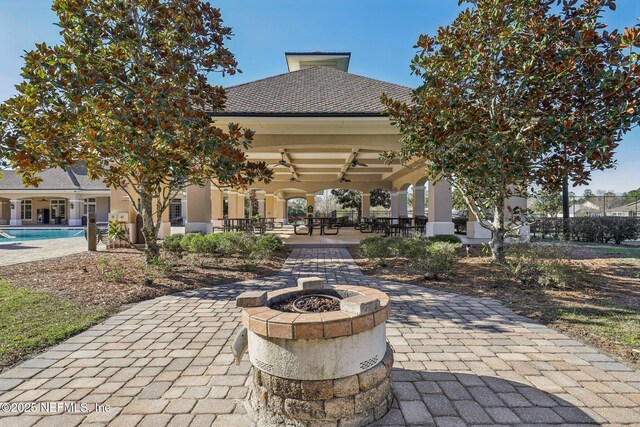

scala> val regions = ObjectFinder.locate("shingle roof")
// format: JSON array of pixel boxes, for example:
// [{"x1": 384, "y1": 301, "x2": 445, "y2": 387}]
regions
[
  {"x1": 219, "y1": 66, "x2": 413, "y2": 116},
  {"x1": 0, "y1": 165, "x2": 108, "y2": 191}
]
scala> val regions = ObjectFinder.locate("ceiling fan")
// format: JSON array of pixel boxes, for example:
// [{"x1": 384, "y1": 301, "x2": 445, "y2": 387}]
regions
[
  {"x1": 289, "y1": 173, "x2": 301, "y2": 183},
  {"x1": 270, "y1": 153, "x2": 292, "y2": 168},
  {"x1": 350, "y1": 159, "x2": 368, "y2": 167},
  {"x1": 338, "y1": 176, "x2": 351, "y2": 183}
]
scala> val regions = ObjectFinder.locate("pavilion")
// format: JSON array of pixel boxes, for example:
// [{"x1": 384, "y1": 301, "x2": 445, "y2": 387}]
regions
[{"x1": 109, "y1": 52, "x2": 526, "y2": 242}]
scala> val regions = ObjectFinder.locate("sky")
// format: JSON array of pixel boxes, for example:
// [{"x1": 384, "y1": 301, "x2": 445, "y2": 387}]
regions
[{"x1": 0, "y1": 0, "x2": 638, "y2": 194}]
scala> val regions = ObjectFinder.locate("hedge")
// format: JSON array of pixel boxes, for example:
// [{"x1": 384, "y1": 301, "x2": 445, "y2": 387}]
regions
[{"x1": 531, "y1": 217, "x2": 639, "y2": 244}]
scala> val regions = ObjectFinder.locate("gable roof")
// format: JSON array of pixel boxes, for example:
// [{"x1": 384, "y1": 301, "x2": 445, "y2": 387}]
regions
[
  {"x1": 218, "y1": 66, "x2": 413, "y2": 117},
  {"x1": 0, "y1": 165, "x2": 108, "y2": 191}
]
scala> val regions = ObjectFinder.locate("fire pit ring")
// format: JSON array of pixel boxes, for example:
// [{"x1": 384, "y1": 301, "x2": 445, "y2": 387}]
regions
[
  {"x1": 236, "y1": 276, "x2": 394, "y2": 427},
  {"x1": 292, "y1": 293, "x2": 341, "y2": 313}
]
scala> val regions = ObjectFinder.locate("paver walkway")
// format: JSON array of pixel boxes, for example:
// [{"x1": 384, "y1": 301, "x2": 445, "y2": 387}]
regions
[
  {"x1": 1, "y1": 248, "x2": 639, "y2": 426},
  {"x1": 0, "y1": 237, "x2": 89, "y2": 266}
]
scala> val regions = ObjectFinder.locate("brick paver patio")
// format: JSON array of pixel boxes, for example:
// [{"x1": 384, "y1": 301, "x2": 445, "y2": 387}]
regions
[{"x1": 1, "y1": 248, "x2": 639, "y2": 426}]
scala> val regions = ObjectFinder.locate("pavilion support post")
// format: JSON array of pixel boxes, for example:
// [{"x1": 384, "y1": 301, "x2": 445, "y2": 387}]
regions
[
  {"x1": 227, "y1": 190, "x2": 239, "y2": 219},
  {"x1": 237, "y1": 192, "x2": 246, "y2": 219},
  {"x1": 211, "y1": 187, "x2": 224, "y2": 228},
  {"x1": 276, "y1": 197, "x2": 287, "y2": 224},
  {"x1": 185, "y1": 183, "x2": 212, "y2": 234},
  {"x1": 426, "y1": 180, "x2": 455, "y2": 236},
  {"x1": 257, "y1": 191, "x2": 266, "y2": 217},
  {"x1": 361, "y1": 193, "x2": 371, "y2": 218},
  {"x1": 390, "y1": 192, "x2": 398, "y2": 223},
  {"x1": 413, "y1": 185, "x2": 426, "y2": 217},
  {"x1": 9, "y1": 199, "x2": 21, "y2": 226},
  {"x1": 467, "y1": 209, "x2": 492, "y2": 239},
  {"x1": 398, "y1": 190, "x2": 408, "y2": 218},
  {"x1": 265, "y1": 194, "x2": 276, "y2": 218}
]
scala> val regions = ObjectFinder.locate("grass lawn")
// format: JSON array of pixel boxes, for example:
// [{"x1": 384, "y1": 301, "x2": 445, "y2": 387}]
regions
[
  {"x1": 352, "y1": 243, "x2": 640, "y2": 366},
  {"x1": 0, "y1": 279, "x2": 107, "y2": 371}
]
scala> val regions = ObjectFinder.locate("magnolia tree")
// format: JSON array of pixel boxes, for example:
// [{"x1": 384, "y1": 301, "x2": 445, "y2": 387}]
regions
[
  {"x1": 382, "y1": 0, "x2": 639, "y2": 263},
  {"x1": 1, "y1": 0, "x2": 271, "y2": 261},
  {"x1": 330, "y1": 189, "x2": 391, "y2": 210}
]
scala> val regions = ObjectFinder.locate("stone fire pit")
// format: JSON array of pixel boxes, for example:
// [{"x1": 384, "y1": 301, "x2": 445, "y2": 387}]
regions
[{"x1": 236, "y1": 277, "x2": 393, "y2": 426}]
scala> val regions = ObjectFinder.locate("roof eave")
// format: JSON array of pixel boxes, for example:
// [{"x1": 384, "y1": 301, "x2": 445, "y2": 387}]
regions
[{"x1": 210, "y1": 112, "x2": 389, "y2": 118}]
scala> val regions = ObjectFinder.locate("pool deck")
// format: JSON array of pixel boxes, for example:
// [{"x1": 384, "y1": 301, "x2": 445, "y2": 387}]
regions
[{"x1": 0, "y1": 237, "x2": 93, "y2": 267}]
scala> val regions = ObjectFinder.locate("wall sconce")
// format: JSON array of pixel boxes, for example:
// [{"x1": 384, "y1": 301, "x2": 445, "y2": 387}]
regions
[
  {"x1": 10, "y1": 202, "x2": 15, "y2": 210},
  {"x1": 70, "y1": 202, "x2": 74, "y2": 209}
]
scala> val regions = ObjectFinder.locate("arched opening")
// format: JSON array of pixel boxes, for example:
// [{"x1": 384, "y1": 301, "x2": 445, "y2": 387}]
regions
[{"x1": 286, "y1": 197, "x2": 306, "y2": 224}]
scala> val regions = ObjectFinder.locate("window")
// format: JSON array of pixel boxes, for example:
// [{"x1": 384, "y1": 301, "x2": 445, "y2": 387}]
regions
[
  {"x1": 84, "y1": 198, "x2": 96, "y2": 215},
  {"x1": 169, "y1": 199, "x2": 182, "y2": 221},
  {"x1": 50, "y1": 199, "x2": 67, "y2": 219},
  {"x1": 20, "y1": 200, "x2": 32, "y2": 220}
]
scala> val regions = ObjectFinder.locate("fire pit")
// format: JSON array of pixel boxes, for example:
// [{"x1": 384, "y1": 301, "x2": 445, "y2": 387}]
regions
[{"x1": 235, "y1": 277, "x2": 393, "y2": 426}]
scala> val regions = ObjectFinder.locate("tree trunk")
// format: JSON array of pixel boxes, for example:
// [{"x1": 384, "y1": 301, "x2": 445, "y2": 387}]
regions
[
  {"x1": 488, "y1": 203, "x2": 507, "y2": 264},
  {"x1": 140, "y1": 192, "x2": 160, "y2": 262}
]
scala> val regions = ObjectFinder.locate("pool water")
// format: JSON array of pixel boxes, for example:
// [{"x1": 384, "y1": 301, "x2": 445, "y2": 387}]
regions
[{"x1": 0, "y1": 229, "x2": 85, "y2": 243}]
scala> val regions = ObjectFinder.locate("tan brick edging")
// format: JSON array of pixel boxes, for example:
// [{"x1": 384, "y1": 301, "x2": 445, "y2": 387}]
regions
[{"x1": 240, "y1": 284, "x2": 390, "y2": 340}]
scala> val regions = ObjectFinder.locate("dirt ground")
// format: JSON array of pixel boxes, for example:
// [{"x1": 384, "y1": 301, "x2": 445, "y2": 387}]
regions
[
  {"x1": 351, "y1": 245, "x2": 640, "y2": 367},
  {"x1": 0, "y1": 248, "x2": 289, "y2": 312}
]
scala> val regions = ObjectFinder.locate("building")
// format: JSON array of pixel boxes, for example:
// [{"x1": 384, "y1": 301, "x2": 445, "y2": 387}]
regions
[
  {"x1": 1, "y1": 52, "x2": 527, "y2": 239},
  {"x1": 0, "y1": 165, "x2": 110, "y2": 226}
]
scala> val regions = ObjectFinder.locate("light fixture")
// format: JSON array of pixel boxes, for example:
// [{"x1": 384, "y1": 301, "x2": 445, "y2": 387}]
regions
[
  {"x1": 70, "y1": 202, "x2": 74, "y2": 209},
  {"x1": 10, "y1": 202, "x2": 15, "y2": 210}
]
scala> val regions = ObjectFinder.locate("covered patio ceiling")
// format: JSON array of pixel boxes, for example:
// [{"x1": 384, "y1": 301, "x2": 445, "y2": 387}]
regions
[{"x1": 246, "y1": 147, "x2": 400, "y2": 184}]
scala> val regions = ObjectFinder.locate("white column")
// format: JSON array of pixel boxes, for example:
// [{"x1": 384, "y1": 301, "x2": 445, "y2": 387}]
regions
[
  {"x1": 68, "y1": 199, "x2": 83, "y2": 226},
  {"x1": 390, "y1": 192, "x2": 398, "y2": 222},
  {"x1": 413, "y1": 185, "x2": 426, "y2": 217},
  {"x1": 9, "y1": 199, "x2": 21, "y2": 226},
  {"x1": 185, "y1": 183, "x2": 212, "y2": 233},
  {"x1": 398, "y1": 190, "x2": 408, "y2": 217},
  {"x1": 426, "y1": 180, "x2": 455, "y2": 236}
]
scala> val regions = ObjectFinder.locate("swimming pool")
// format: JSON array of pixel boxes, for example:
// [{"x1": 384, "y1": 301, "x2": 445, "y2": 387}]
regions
[{"x1": 0, "y1": 228, "x2": 85, "y2": 243}]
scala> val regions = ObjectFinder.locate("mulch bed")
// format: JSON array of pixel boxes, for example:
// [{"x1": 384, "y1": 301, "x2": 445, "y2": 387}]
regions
[
  {"x1": 350, "y1": 246, "x2": 640, "y2": 367},
  {"x1": 0, "y1": 248, "x2": 290, "y2": 312}
]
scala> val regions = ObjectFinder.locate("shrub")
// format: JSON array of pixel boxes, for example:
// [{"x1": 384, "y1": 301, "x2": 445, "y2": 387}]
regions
[
  {"x1": 428, "y1": 234, "x2": 463, "y2": 244},
  {"x1": 400, "y1": 237, "x2": 461, "y2": 279},
  {"x1": 179, "y1": 233, "x2": 202, "y2": 252},
  {"x1": 507, "y1": 243, "x2": 586, "y2": 289},
  {"x1": 603, "y1": 217, "x2": 639, "y2": 244},
  {"x1": 360, "y1": 237, "x2": 392, "y2": 263},
  {"x1": 162, "y1": 234, "x2": 184, "y2": 253}
]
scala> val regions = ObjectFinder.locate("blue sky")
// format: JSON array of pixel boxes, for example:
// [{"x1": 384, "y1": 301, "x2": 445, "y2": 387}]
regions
[{"x1": 1, "y1": 0, "x2": 638, "y2": 193}]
